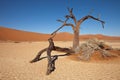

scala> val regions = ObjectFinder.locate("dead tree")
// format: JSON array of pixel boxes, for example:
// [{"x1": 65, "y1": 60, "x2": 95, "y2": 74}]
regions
[
  {"x1": 52, "y1": 8, "x2": 105, "y2": 52},
  {"x1": 30, "y1": 8, "x2": 105, "y2": 75}
]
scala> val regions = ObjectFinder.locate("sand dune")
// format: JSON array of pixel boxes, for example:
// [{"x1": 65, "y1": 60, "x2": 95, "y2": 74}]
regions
[
  {"x1": 0, "y1": 26, "x2": 50, "y2": 41},
  {"x1": 0, "y1": 26, "x2": 120, "y2": 41}
]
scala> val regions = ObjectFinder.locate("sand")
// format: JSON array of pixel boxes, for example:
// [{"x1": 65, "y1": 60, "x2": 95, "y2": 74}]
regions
[
  {"x1": 1, "y1": 26, "x2": 120, "y2": 41},
  {"x1": 0, "y1": 41, "x2": 120, "y2": 80}
]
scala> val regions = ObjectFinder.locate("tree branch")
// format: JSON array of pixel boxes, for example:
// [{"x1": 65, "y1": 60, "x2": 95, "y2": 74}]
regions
[
  {"x1": 51, "y1": 23, "x2": 75, "y2": 35},
  {"x1": 30, "y1": 53, "x2": 71, "y2": 62},
  {"x1": 51, "y1": 25, "x2": 65, "y2": 35},
  {"x1": 51, "y1": 8, "x2": 77, "y2": 35},
  {"x1": 78, "y1": 15, "x2": 105, "y2": 28},
  {"x1": 64, "y1": 23, "x2": 75, "y2": 30},
  {"x1": 57, "y1": 19, "x2": 64, "y2": 23},
  {"x1": 51, "y1": 18, "x2": 75, "y2": 35},
  {"x1": 30, "y1": 46, "x2": 74, "y2": 63},
  {"x1": 67, "y1": 8, "x2": 77, "y2": 25}
]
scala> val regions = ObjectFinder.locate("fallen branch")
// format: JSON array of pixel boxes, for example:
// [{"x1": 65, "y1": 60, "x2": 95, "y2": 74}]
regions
[
  {"x1": 30, "y1": 53, "x2": 71, "y2": 62},
  {"x1": 30, "y1": 38, "x2": 74, "y2": 75},
  {"x1": 30, "y1": 46, "x2": 74, "y2": 63}
]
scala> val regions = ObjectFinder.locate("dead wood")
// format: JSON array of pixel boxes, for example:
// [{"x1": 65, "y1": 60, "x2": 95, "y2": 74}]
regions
[
  {"x1": 30, "y1": 48, "x2": 47, "y2": 63},
  {"x1": 30, "y1": 53, "x2": 71, "y2": 62},
  {"x1": 30, "y1": 38, "x2": 74, "y2": 75},
  {"x1": 78, "y1": 15, "x2": 105, "y2": 28},
  {"x1": 78, "y1": 39, "x2": 118, "y2": 61},
  {"x1": 30, "y1": 46, "x2": 74, "y2": 63}
]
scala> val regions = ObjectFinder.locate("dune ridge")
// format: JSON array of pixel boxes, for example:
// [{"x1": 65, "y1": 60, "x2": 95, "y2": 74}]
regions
[{"x1": 0, "y1": 26, "x2": 120, "y2": 41}]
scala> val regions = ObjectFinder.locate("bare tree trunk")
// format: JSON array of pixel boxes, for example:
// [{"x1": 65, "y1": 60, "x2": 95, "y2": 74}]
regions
[{"x1": 73, "y1": 27, "x2": 80, "y2": 51}]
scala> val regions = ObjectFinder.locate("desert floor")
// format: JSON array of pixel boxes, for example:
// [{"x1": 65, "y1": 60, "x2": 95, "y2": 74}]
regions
[{"x1": 0, "y1": 41, "x2": 120, "y2": 80}]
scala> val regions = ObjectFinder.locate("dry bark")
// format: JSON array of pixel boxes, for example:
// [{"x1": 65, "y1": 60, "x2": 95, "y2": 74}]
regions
[
  {"x1": 30, "y1": 38, "x2": 74, "y2": 75},
  {"x1": 78, "y1": 39, "x2": 117, "y2": 60}
]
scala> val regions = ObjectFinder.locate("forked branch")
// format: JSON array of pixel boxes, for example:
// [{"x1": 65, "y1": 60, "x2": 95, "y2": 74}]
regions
[
  {"x1": 51, "y1": 18, "x2": 75, "y2": 35},
  {"x1": 78, "y1": 15, "x2": 105, "y2": 28},
  {"x1": 51, "y1": 8, "x2": 78, "y2": 35},
  {"x1": 67, "y1": 8, "x2": 77, "y2": 25}
]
